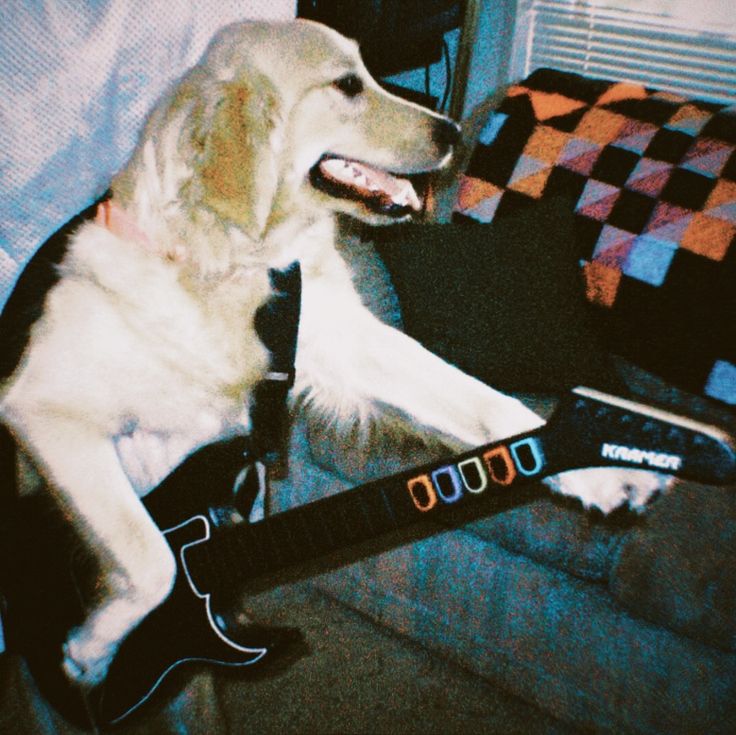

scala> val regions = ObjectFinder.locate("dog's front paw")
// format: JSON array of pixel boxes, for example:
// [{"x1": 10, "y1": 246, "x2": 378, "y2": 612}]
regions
[
  {"x1": 544, "y1": 468, "x2": 673, "y2": 514},
  {"x1": 62, "y1": 625, "x2": 120, "y2": 687}
]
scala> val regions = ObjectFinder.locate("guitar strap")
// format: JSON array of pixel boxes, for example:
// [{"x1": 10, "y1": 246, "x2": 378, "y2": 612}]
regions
[{"x1": 234, "y1": 261, "x2": 301, "y2": 522}]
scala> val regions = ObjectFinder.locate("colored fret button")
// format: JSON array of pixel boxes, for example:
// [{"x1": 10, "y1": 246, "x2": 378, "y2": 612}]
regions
[
  {"x1": 458, "y1": 457, "x2": 488, "y2": 493},
  {"x1": 509, "y1": 437, "x2": 545, "y2": 477},
  {"x1": 431, "y1": 465, "x2": 463, "y2": 503},
  {"x1": 482, "y1": 445, "x2": 517, "y2": 486},
  {"x1": 407, "y1": 475, "x2": 437, "y2": 512}
]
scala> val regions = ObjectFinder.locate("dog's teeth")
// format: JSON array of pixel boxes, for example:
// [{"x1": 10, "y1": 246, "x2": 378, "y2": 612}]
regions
[
  {"x1": 393, "y1": 182, "x2": 410, "y2": 203},
  {"x1": 364, "y1": 176, "x2": 381, "y2": 192},
  {"x1": 322, "y1": 159, "x2": 347, "y2": 177},
  {"x1": 390, "y1": 181, "x2": 421, "y2": 210},
  {"x1": 320, "y1": 157, "x2": 420, "y2": 210}
]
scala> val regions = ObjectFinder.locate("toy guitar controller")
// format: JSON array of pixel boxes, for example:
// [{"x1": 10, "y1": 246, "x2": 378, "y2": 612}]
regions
[{"x1": 6, "y1": 387, "x2": 735, "y2": 729}]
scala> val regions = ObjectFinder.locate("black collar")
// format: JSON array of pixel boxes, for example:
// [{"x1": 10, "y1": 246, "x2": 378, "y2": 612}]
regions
[{"x1": 249, "y1": 261, "x2": 301, "y2": 463}]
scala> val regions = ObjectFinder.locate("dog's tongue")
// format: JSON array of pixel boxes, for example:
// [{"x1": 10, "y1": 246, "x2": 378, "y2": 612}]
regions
[{"x1": 319, "y1": 157, "x2": 421, "y2": 211}]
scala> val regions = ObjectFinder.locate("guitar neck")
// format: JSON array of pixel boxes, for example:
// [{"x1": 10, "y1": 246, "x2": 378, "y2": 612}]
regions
[{"x1": 185, "y1": 387, "x2": 736, "y2": 590}]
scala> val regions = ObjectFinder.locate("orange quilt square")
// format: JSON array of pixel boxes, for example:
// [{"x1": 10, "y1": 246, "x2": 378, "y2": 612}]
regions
[
  {"x1": 576, "y1": 108, "x2": 628, "y2": 145},
  {"x1": 681, "y1": 213, "x2": 735, "y2": 261},
  {"x1": 524, "y1": 125, "x2": 570, "y2": 163},
  {"x1": 583, "y1": 260, "x2": 622, "y2": 308}
]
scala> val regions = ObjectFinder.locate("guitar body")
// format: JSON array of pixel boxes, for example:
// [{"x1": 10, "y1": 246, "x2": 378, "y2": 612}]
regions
[
  {"x1": 1, "y1": 437, "x2": 295, "y2": 728},
  {"x1": 93, "y1": 516, "x2": 270, "y2": 725}
]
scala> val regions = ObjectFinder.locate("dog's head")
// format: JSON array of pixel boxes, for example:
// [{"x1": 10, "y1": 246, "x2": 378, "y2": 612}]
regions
[{"x1": 171, "y1": 20, "x2": 460, "y2": 238}]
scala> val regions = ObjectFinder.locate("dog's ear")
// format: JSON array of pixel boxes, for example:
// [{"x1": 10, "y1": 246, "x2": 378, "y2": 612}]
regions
[{"x1": 199, "y1": 78, "x2": 281, "y2": 241}]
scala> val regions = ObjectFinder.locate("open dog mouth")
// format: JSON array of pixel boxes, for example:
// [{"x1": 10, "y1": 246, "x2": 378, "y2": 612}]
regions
[{"x1": 310, "y1": 155, "x2": 425, "y2": 218}]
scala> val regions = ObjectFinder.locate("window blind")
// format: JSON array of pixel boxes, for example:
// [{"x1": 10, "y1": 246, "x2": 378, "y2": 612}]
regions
[{"x1": 512, "y1": 0, "x2": 736, "y2": 104}]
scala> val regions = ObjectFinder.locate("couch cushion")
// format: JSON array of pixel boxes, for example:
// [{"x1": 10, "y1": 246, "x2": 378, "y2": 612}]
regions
[
  {"x1": 610, "y1": 480, "x2": 736, "y2": 651},
  {"x1": 276, "y1": 432, "x2": 736, "y2": 735},
  {"x1": 312, "y1": 530, "x2": 736, "y2": 735},
  {"x1": 466, "y1": 497, "x2": 629, "y2": 583}
]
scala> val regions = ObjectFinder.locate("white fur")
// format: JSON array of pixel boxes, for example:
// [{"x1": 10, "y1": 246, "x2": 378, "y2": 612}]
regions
[{"x1": 0, "y1": 19, "x2": 665, "y2": 686}]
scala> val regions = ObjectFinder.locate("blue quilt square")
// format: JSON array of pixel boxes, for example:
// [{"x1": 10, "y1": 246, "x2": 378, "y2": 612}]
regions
[
  {"x1": 705, "y1": 360, "x2": 736, "y2": 405},
  {"x1": 623, "y1": 234, "x2": 678, "y2": 286}
]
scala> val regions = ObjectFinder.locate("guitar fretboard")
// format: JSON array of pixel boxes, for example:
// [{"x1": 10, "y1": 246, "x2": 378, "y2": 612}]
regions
[
  {"x1": 182, "y1": 387, "x2": 736, "y2": 593},
  {"x1": 184, "y1": 456, "x2": 464, "y2": 589},
  {"x1": 184, "y1": 424, "x2": 555, "y2": 590}
]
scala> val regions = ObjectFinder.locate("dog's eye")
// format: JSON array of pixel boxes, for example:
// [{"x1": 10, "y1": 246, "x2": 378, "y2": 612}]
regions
[{"x1": 332, "y1": 73, "x2": 364, "y2": 98}]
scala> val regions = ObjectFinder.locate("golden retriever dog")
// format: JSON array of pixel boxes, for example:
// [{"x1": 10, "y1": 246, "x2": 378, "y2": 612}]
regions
[{"x1": 0, "y1": 19, "x2": 664, "y2": 687}]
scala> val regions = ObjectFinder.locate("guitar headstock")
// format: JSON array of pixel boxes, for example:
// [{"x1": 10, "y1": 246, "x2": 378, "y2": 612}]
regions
[{"x1": 548, "y1": 387, "x2": 736, "y2": 485}]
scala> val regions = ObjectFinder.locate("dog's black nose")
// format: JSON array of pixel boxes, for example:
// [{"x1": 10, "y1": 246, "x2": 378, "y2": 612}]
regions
[{"x1": 433, "y1": 118, "x2": 462, "y2": 148}]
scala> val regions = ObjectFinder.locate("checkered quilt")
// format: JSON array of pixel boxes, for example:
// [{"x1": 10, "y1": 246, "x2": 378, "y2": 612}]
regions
[{"x1": 454, "y1": 68, "x2": 736, "y2": 406}]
